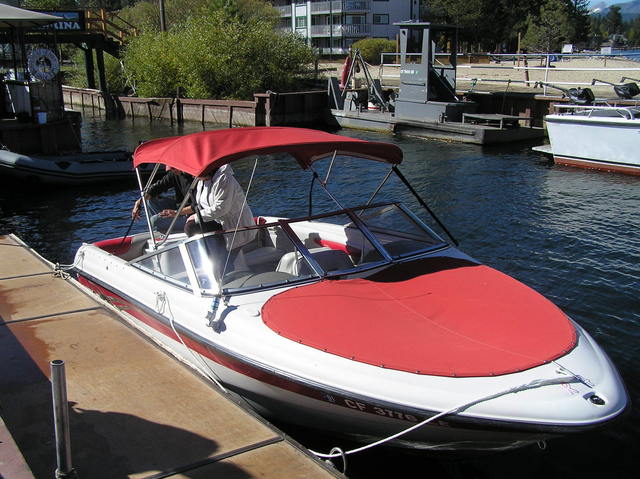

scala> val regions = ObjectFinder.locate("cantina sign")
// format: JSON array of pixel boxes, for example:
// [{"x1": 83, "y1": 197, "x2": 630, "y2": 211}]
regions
[{"x1": 35, "y1": 10, "x2": 86, "y2": 32}]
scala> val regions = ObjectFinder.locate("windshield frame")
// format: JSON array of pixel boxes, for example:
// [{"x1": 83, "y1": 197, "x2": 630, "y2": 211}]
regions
[{"x1": 130, "y1": 201, "x2": 451, "y2": 296}]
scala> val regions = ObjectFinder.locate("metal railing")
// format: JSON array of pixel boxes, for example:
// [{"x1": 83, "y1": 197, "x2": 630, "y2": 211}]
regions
[
  {"x1": 554, "y1": 104, "x2": 639, "y2": 119},
  {"x1": 310, "y1": 24, "x2": 344, "y2": 36},
  {"x1": 310, "y1": 1, "x2": 344, "y2": 13},
  {"x1": 377, "y1": 52, "x2": 640, "y2": 96},
  {"x1": 341, "y1": 23, "x2": 371, "y2": 35}
]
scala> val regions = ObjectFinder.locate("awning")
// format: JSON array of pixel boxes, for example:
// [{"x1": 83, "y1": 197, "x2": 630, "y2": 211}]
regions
[
  {"x1": 133, "y1": 127, "x2": 403, "y2": 177},
  {"x1": 0, "y1": 4, "x2": 62, "y2": 29}
]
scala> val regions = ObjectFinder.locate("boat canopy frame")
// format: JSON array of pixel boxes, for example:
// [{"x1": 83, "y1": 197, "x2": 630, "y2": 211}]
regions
[{"x1": 133, "y1": 127, "x2": 457, "y2": 250}]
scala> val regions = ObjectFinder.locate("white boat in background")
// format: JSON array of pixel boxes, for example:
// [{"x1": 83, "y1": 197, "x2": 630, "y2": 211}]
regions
[
  {"x1": 0, "y1": 149, "x2": 137, "y2": 185},
  {"x1": 73, "y1": 127, "x2": 628, "y2": 452},
  {"x1": 542, "y1": 104, "x2": 640, "y2": 175}
]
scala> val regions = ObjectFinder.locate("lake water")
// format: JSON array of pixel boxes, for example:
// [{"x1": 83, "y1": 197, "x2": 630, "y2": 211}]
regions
[{"x1": 1, "y1": 111, "x2": 638, "y2": 478}]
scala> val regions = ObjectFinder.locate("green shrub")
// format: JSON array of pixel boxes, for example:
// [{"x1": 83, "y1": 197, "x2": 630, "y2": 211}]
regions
[
  {"x1": 351, "y1": 38, "x2": 397, "y2": 65},
  {"x1": 65, "y1": 49, "x2": 129, "y2": 95},
  {"x1": 123, "y1": 11, "x2": 314, "y2": 99}
]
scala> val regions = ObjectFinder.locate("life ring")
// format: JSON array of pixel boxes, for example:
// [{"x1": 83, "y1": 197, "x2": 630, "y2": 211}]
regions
[{"x1": 27, "y1": 48, "x2": 60, "y2": 82}]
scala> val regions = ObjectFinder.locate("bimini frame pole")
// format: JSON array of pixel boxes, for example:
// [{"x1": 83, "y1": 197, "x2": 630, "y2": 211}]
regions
[
  {"x1": 136, "y1": 165, "x2": 160, "y2": 250},
  {"x1": 155, "y1": 176, "x2": 200, "y2": 248},
  {"x1": 392, "y1": 166, "x2": 459, "y2": 246}
]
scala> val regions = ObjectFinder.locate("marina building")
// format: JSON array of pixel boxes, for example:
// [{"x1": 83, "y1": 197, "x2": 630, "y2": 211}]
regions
[{"x1": 272, "y1": 0, "x2": 419, "y2": 54}]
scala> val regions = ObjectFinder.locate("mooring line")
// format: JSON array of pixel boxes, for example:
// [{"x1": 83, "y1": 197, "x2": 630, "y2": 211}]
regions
[
  {"x1": 141, "y1": 436, "x2": 284, "y2": 479},
  {"x1": 0, "y1": 271, "x2": 59, "y2": 281},
  {"x1": 0, "y1": 306, "x2": 103, "y2": 325}
]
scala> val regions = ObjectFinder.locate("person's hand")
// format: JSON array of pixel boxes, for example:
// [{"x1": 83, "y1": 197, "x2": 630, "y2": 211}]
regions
[{"x1": 159, "y1": 209, "x2": 177, "y2": 218}]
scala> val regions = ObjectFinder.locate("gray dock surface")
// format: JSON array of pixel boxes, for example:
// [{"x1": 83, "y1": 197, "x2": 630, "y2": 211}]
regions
[{"x1": 0, "y1": 234, "x2": 341, "y2": 479}]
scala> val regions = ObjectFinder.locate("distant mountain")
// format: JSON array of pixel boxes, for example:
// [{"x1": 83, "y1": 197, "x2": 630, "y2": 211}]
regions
[{"x1": 590, "y1": 0, "x2": 640, "y2": 20}]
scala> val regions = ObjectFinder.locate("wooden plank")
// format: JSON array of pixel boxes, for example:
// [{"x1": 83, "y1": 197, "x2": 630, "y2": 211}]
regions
[
  {"x1": 0, "y1": 274, "x2": 98, "y2": 323},
  {"x1": 0, "y1": 416, "x2": 35, "y2": 479},
  {"x1": 0, "y1": 235, "x2": 339, "y2": 479},
  {"x1": 0, "y1": 310, "x2": 287, "y2": 478},
  {"x1": 0, "y1": 235, "x2": 50, "y2": 278},
  {"x1": 171, "y1": 442, "x2": 339, "y2": 478}
]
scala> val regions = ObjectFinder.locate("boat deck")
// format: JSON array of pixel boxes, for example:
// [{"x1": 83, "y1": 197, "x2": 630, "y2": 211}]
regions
[{"x1": 0, "y1": 234, "x2": 340, "y2": 479}]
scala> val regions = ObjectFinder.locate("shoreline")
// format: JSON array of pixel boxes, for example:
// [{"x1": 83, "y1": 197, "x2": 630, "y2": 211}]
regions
[{"x1": 321, "y1": 55, "x2": 640, "y2": 96}]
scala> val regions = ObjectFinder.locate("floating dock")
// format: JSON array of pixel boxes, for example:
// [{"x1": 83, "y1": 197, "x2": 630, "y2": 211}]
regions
[{"x1": 0, "y1": 234, "x2": 341, "y2": 479}]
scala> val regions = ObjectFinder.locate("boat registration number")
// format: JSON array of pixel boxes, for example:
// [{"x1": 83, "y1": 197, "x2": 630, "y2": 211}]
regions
[{"x1": 342, "y1": 398, "x2": 419, "y2": 422}]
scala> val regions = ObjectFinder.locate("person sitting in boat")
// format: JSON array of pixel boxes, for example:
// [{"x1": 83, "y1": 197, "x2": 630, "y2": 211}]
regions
[
  {"x1": 131, "y1": 165, "x2": 193, "y2": 233},
  {"x1": 171, "y1": 165, "x2": 257, "y2": 249}
]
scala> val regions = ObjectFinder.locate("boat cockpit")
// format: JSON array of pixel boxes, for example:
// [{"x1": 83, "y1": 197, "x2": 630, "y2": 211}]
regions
[{"x1": 123, "y1": 202, "x2": 448, "y2": 296}]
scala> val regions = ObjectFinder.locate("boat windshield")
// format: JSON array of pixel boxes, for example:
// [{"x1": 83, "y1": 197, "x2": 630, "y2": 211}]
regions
[{"x1": 135, "y1": 202, "x2": 447, "y2": 295}]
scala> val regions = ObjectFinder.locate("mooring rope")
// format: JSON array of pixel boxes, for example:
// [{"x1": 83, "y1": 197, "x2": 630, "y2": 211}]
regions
[
  {"x1": 310, "y1": 375, "x2": 585, "y2": 463},
  {"x1": 156, "y1": 291, "x2": 229, "y2": 394}
]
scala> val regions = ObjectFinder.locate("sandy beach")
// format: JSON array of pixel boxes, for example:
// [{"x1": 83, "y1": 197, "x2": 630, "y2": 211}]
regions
[{"x1": 322, "y1": 55, "x2": 640, "y2": 98}]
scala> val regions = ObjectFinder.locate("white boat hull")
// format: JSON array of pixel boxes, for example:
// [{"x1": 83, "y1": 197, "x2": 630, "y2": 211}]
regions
[
  {"x1": 75, "y1": 241, "x2": 628, "y2": 452},
  {"x1": 545, "y1": 111, "x2": 640, "y2": 175}
]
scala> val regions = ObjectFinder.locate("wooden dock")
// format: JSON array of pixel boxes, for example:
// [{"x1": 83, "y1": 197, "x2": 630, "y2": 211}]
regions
[{"x1": 0, "y1": 234, "x2": 341, "y2": 479}]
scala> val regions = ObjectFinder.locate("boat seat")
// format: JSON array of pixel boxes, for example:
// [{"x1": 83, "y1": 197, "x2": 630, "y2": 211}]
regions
[
  {"x1": 242, "y1": 246, "x2": 286, "y2": 273},
  {"x1": 276, "y1": 247, "x2": 354, "y2": 276}
]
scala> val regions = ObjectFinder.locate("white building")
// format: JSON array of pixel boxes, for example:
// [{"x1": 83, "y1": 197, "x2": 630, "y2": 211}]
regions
[{"x1": 272, "y1": 0, "x2": 420, "y2": 54}]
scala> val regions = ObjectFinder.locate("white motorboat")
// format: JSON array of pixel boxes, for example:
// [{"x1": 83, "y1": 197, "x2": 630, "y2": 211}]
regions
[
  {"x1": 542, "y1": 104, "x2": 640, "y2": 175},
  {"x1": 0, "y1": 149, "x2": 138, "y2": 185},
  {"x1": 73, "y1": 127, "x2": 628, "y2": 452}
]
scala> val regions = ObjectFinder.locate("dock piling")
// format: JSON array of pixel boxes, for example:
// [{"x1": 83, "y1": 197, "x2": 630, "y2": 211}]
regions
[{"x1": 51, "y1": 360, "x2": 77, "y2": 479}]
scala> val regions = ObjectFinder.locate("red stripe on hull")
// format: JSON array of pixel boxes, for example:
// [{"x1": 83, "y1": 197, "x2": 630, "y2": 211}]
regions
[
  {"x1": 76, "y1": 275, "x2": 425, "y2": 424},
  {"x1": 554, "y1": 156, "x2": 640, "y2": 176}
]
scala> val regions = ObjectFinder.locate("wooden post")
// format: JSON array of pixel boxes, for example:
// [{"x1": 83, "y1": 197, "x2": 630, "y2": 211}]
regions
[
  {"x1": 201, "y1": 104, "x2": 205, "y2": 126},
  {"x1": 228, "y1": 106, "x2": 233, "y2": 128},
  {"x1": 96, "y1": 49, "x2": 107, "y2": 92},
  {"x1": 84, "y1": 48, "x2": 96, "y2": 90},
  {"x1": 176, "y1": 97, "x2": 183, "y2": 125}
]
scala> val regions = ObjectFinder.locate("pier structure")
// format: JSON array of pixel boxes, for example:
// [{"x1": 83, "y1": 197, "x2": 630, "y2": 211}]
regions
[
  {"x1": 328, "y1": 22, "x2": 545, "y2": 144},
  {"x1": 0, "y1": 6, "x2": 135, "y2": 155},
  {"x1": 0, "y1": 234, "x2": 341, "y2": 479}
]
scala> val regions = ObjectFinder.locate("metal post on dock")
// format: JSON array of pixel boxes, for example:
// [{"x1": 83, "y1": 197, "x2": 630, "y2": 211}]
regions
[{"x1": 51, "y1": 360, "x2": 77, "y2": 479}]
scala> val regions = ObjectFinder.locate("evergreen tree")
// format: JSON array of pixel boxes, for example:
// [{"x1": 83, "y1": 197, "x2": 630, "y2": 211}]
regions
[
  {"x1": 604, "y1": 5, "x2": 623, "y2": 36},
  {"x1": 522, "y1": 0, "x2": 575, "y2": 52}
]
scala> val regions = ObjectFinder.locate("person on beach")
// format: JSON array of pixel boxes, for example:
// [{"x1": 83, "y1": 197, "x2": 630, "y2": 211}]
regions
[{"x1": 131, "y1": 165, "x2": 193, "y2": 233}]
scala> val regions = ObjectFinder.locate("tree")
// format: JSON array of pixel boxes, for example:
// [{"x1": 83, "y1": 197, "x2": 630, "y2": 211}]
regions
[
  {"x1": 522, "y1": 0, "x2": 575, "y2": 52},
  {"x1": 604, "y1": 5, "x2": 623, "y2": 36},
  {"x1": 567, "y1": 0, "x2": 591, "y2": 45},
  {"x1": 122, "y1": 9, "x2": 314, "y2": 99},
  {"x1": 352, "y1": 38, "x2": 396, "y2": 65}
]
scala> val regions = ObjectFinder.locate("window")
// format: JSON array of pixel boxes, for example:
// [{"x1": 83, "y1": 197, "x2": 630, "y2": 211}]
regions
[
  {"x1": 296, "y1": 16, "x2": 307, "y2": 28},
  {"x1": 345, "y1": 14, "x2": 365, "y2": 25},
  {"x1": 373, "y1": 14, "x2": 389, "y2": 25},
  {"x1": 137, "y1": 246, "x2": 191, "y2": 287}
]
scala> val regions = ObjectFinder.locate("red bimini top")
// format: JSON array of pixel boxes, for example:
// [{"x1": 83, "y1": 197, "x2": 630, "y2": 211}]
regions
[
  {"x1": 133, "y1": 127, "x2": 403, "y2": 177},
  {"x1": 261, "y1": 257, "x2": 577, "y2": 377}
]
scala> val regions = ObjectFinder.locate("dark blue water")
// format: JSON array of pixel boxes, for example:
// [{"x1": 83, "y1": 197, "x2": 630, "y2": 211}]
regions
[{"x1": 1, "y1": 112, "x2": 638, "y2": 478}]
